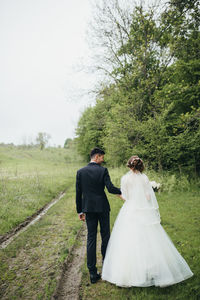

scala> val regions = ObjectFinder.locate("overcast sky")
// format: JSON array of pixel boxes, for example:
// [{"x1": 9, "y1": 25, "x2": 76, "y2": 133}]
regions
[{"x1": 0, "y1": 0, "x2": 95, "y2": 146}]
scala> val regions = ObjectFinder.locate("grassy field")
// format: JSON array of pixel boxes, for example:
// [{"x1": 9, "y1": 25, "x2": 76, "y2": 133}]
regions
[
  {"x1": 0, "y1": 183, "x2": 82, "y2": 299},
  {"x1": 0, "y1": 144, "x2": 85, "y2": 299},
  {"x1": 0, "y1": 147, "x2": 199, "y2": 299},
  {"x1": 0, "y1": 144, "x2": 83, "y2": 235},
  {"x1": 80, "y1": 167, "x2": 200, "y2": 300}
]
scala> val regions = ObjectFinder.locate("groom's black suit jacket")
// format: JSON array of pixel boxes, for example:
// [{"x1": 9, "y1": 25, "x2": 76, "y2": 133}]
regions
[{"x1": 76, "y1": 162, "x2": 121, "y2": 213}]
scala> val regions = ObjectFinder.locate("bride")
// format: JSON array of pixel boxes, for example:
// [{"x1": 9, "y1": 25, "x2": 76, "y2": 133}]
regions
[{"x1": 102, "y1": 156, "x2": 193, "y2": 287}]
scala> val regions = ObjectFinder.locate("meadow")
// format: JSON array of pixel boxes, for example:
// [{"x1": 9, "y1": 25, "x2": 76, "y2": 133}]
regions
[
  {"x1": 0, "y1": 144, "x2": 84, "y2": 299},
  {"x1": 0, "y1": 145, "x2": 199, "y2": 299},
  {"x1": 0, "y1": 144, "x2": 83, "y2": 235}
]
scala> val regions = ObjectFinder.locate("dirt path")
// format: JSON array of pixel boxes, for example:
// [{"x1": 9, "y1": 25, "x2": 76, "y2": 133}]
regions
[
  {"x1": 0, "y1": 191, "x2": 66, "y2": 249},
  {"x1": 52, "y1": 224, "x2": 87, "y2": 300}
]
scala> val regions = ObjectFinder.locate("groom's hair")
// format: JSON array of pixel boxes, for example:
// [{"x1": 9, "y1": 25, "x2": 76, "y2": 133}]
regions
[{"x1": 90, "y1": 147, "x2": 105, "y2": 158}]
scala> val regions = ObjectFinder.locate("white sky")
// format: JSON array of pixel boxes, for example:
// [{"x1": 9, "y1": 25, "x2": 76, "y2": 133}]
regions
[{"x1": 0, "y1": 0, "x2": 95, "y2": 146}]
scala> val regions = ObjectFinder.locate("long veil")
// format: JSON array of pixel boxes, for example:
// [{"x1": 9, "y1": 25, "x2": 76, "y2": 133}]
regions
[{"x1": 120, "y1": 171, "x2": 160, "y2": 224}]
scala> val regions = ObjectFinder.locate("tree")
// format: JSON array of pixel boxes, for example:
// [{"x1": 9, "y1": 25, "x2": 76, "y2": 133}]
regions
[
  {"x1": 36, "y1": 132, "x2": 51, "y2": 150},
  {"x1": 76, "y1": 0, "x2": 200, "y2": 175},
  {"x1": 64, "y1": 138, "x2": 72, "y2": 148}
]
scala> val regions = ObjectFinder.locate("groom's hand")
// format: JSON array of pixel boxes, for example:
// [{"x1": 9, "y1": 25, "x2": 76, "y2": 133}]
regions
[
  {"x1": 79, "y1": 213, "x2": 85, "y2": 221},
  {"x1": 117, "y1": 194, "x2": 125, "y2": 201}
]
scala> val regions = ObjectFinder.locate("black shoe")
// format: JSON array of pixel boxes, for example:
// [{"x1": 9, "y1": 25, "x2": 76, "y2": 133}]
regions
[{"x1": 90, "y1": 273, "x2": 101, "y2": 284}]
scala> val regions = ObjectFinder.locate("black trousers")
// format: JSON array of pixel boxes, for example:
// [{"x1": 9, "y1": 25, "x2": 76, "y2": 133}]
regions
[{"x1": 85, "y1": 211, "x2": 110, "y2": 275}]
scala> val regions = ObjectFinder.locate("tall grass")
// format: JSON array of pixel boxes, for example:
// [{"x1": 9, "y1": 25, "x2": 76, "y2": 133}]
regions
[
  {"x1": 0, "y1": 177, "x2": 83, "y2": 300},
  {"x1": 0, "y1": 145, "x2": 84, "y2": 235},
  {"x1": 0, "y1": 148, "x2": 199, "y2": 299},
  {"x1": 0, "y1": 144, "x2": 85, "y2": 299}
]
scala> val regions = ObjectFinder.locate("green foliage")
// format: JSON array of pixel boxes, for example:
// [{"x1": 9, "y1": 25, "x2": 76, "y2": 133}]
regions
[
  {"x1": 76, "y1": 1, "x2": 200, "y2": 176},
  {"x1": 64, "y1": 138, "x2": 72, "y2": 148},
  {"x1": 36, "y1": 132, "x2": 51, "y2": 150}
]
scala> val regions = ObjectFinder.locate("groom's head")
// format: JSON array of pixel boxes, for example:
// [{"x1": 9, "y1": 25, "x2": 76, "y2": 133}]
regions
[{"x1": 90, "y1": 147, "x2": 105, "y2": 165}]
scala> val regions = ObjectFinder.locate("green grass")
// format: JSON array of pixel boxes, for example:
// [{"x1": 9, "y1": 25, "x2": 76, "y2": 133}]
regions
[
  {"x1": 0, "y1": 180, "x2": 82, "y2": 300},
  {"x1": 0, "y1": 149, "x2": 199, "y2": 299},
  {"x1": 80, "y1": 167, "x2": 200, "y2": 300},
  {"x1": 0, "y1": 145, "x2": 83, "y2": 235},
  {"x1": 0, "y1": 144, "x2": 85, "y2": 299}
]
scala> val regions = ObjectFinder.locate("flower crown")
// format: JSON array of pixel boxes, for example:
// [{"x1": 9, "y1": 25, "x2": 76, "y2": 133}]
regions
[{"x1": 130, "y1": 157, "x2": 142, "y2": 165}]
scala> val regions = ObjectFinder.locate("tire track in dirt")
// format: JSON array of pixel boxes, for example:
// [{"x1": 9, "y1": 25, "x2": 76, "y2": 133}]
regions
[
  {"x1": 0, "y1": 191, "x2": 66, "y2": 249},
  {"x1": 52, "y1": 224, "x2": 87, "y2": 300}
]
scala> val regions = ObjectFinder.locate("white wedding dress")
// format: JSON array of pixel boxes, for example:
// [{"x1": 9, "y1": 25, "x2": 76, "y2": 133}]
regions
[{"x1": 102, "y1": 171, "x2": 193, "y2": 287}]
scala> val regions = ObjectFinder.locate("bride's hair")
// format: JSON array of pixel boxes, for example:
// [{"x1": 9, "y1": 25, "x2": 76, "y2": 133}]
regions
[{"x1": 127, "y1": 156, "x2": 144, "y2": 172}]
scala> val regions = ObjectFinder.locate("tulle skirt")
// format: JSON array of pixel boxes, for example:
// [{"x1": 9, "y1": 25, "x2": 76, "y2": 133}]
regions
[{"x1": 102, "y1": 203, "x2": 193, "y2": 287}]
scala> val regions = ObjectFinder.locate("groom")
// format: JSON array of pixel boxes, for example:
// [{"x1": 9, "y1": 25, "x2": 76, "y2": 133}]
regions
[{"x1": 76, "y1": 147, "x2": 121, "y2": 283}]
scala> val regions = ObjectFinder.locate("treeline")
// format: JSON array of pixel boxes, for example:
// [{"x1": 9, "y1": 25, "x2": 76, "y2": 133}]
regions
[{"x1": 76, "y1": 0, "x2": 200, "y2": 175}]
